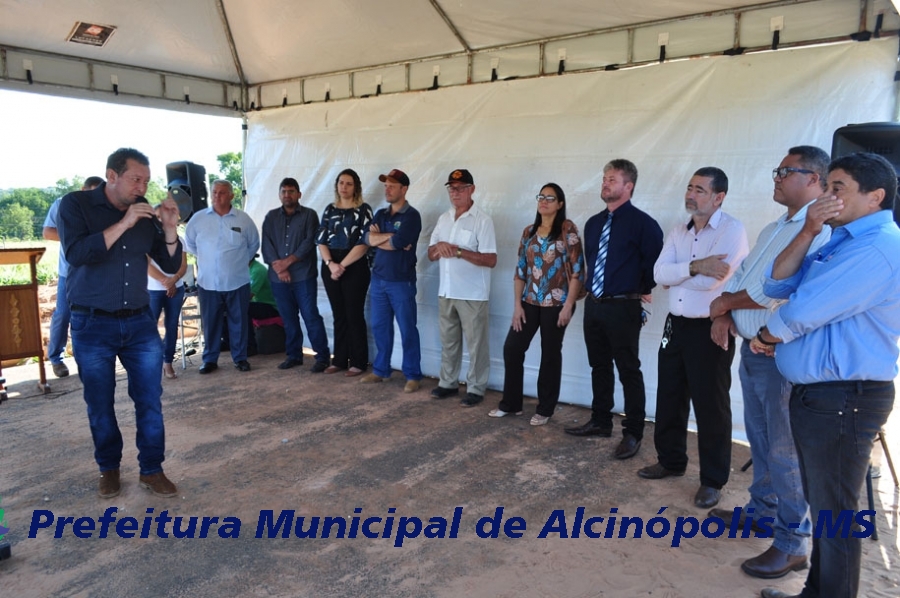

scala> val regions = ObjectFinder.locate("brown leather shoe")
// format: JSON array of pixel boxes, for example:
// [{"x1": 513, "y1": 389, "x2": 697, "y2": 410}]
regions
[
  {"x1": 637, "y1": 462, "x2": 685, "y2": 479},
  {"x1": 139, "y1": 472, "x2": 178, "y2": 498},
  {"x1": 760, "y1": 589, "x2": 800, "y2": 598},
  {"x1": 742, "y1": 545, "x2": 808, "y2": 579},
  {"x1": 98, "y1": 469, "x2": 120, "y2": 499}
]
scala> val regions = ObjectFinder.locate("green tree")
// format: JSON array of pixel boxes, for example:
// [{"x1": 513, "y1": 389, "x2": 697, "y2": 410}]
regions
[
  {"x1": 0, "y1": 187, "x2": 54, "y2": 238},
  {"x1": 0, "y1": 203, "x2": 36, "y2": 240},
  {"x1": 146, "y1": 178, "x2": 168, "y2": 204}
]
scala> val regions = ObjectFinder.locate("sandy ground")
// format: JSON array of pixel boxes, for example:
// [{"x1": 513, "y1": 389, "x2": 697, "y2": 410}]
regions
[{"x1": 1, "y1": 286, "x2": 899, "y2": 597}]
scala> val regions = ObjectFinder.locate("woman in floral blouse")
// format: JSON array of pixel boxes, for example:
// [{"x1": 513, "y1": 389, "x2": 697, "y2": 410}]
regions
[
  {"x1": 489, "y1": 182, "x2": 584, "y2": 425},
  {"x1": 316, "y1": 168, "x2": 374, "y2": 376}
]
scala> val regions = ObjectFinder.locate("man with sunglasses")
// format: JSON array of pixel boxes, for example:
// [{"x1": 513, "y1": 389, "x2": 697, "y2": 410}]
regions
[
  {"x1": 565, "y1": 159, "x2": 663, "y2": 460},
  {"x1": 707, "y1": 147, "x2": 831, "y2": 580},
  {"x1": 753, "y1": 152, "x2": 900, "y2": 598},
  {"x1": 427, "y1": 169, "x2": 497, "y2": 407}
]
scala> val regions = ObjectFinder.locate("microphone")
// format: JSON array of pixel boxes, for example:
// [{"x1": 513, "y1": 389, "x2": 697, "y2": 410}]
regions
[{"x1": 137, "y1": 196, "x2": 164, "y2": 235}]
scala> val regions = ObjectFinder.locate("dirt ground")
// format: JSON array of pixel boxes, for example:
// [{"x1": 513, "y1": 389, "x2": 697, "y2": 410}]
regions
[{"x1": 1, "y1": 287, "x2": 899, "y2": 597}]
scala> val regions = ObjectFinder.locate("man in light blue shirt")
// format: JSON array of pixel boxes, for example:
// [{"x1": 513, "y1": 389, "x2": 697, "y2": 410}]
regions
[
  {"x1": 707, "y1": 146, "x2": 831, "y2": 580},
  {"x1": 184, "y1": 180, "x2": 260, "y2": 373},
  {"x1": 754, "y1": 153, "x2": 900, "y2": 598},
  {"x1": 42, "y1": 176, "x2": 104, "y2": 377}
]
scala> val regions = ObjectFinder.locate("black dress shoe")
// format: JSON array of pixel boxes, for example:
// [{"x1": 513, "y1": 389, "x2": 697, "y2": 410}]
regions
[
  {"x1": 198, "y1": 362, "x2": 218, "y2": 374},
  {"x1": 310, "y1": 361, "x2": 329, "y2": 373},
  {"x1": 235, "y1": 360, "x2": 251, "y2": 372},
  {"x1": 707, "y1": 507, "x2": 770, "y2": 534},
  {"x1": 278, "y1": 357, "x2": 303, "y2": 370},
  {"x1": 430, "y1": 386, "x2": 459, "y2": 399},
  {"x1": 564, "y1": 420, "x2": 613, "y2": 437},
  {"x1": 741, "y1": 545, "x2": 808, "y2": 579},
  {"x1": 637, "y1": 462, "x2": 685, "y2": 479},
  {"x1": 614, "y1": 434, "x2": 642, "y2": 460},
  {"x1": 460, "y1": 393, "x2": 483, "y2": 407},
  {"x1": 694, "y1": 485, "x2": 721, "y2": 508},
  {"x1": 760, "y1": 589, "x2": 800, "y2": 598}
]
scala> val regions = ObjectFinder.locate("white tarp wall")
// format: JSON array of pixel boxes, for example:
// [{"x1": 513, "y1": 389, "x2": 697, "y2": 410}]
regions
[{"x1": 244, "y1": 39, "x2": 897, "y2": 439}]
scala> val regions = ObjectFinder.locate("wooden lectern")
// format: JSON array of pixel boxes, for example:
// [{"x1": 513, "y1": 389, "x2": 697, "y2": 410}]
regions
[{"x1": 0, "y1": 247, "x2": 51, "y2": 401}]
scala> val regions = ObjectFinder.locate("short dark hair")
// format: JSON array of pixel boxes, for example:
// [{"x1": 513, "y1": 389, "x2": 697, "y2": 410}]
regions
[
  {"x1": 604, "y1": 159, "x2": 638, "y2": 190},
  {"x1": 789, "y1": 145, "x2": 830, "y2": 190},
  {"x1": 333, "y1": 168, "x2": 363, "y2": 207},
  {"x1": 693, "y1": 166, "x2": 728, "y2": 195},
  {"x1": 829, "y1": 152, "x2": 898, "y2": 211},
  {"x1": 279, "y1": 177, "x2": 300, "y2": 191},
  {"x1": 106, "y1": 148, "x2": 149, "y2": 175},
  {"x1": 83, "y1": 176, "x2": 104, "y2": 190}
]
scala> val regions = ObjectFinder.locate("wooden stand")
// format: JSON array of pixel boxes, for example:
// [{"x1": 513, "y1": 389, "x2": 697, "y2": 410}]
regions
[{"x1": 0, "y1": 247, "x2": 50, "y2": 400}]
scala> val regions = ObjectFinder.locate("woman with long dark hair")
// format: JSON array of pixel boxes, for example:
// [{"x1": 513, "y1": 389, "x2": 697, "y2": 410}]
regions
[
  {"x1": 316, "y1": 168, "x2": 374, "y2": 376},
  {"x1": 489, "y1": 183, "x2": 584, "y2": 425}
]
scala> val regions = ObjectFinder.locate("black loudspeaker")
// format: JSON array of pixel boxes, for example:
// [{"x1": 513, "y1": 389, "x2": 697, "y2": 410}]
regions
[
  {"x1": 166, "y1": 161, "x2": 208, "y2": 223},
  {"x1": 832, "y1": 122, "x2": 900, "y2": 222}
]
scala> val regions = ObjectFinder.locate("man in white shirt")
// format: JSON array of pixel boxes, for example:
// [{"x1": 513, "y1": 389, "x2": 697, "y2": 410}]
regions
[
  {"x1": 638, "y1": 167, "x2": 749, "y2": 510},
  {"x1": 184, "y1": 180, "x2": 260, "y2": 373},
  {"x1": 707, "y1": 147, "x2": 831, "y2": 580},
  {"x1": 427, "y1": 169, "x2": 497, "y2": 406}
]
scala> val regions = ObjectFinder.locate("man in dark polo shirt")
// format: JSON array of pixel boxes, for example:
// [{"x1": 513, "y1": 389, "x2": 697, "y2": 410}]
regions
[
  {"x1": 59, "y1": 148, "x2": 183, "y2": 500},
  {"x1": 360, "y1": 168, "x2": 423, "y2": 393}
]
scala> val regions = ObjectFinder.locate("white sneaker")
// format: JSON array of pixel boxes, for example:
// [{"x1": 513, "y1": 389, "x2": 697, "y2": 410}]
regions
[
  {"x1": 530, "y1": 414, "x2": 550, "y2": 426},
  {"x1": 488, "y1": 408, "x2": 523, "y2": 418}
]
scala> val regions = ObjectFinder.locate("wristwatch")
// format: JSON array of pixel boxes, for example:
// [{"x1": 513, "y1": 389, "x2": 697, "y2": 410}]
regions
[
  {"x1": 456, "y1": 248, "x2": 462, "y2": 258},
  {"x1": 325, "y1": 259, "x2": 332, "y2": 266}
]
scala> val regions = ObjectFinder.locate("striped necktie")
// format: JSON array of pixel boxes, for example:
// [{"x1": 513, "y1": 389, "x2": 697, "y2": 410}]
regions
[{"x1": 592, "y1": 211, "x2": 612, "y2": 298}]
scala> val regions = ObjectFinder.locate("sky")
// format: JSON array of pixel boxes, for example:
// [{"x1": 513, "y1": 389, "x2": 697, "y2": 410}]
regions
[{"x1": 0, "y1": 89, "x2": 243, "y2": 189}]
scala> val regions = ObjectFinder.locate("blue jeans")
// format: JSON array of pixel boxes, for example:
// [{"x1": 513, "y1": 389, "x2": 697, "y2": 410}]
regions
[
  {"x1": 739, "y1": 340, "x2": 809, "y2": 556},
  {"x1": 149, "y1": 287, "x2": 185, "y2": 363},
  {"x1": 198, "y1": 284, "x2": 250, "y2": 363},
  {"x1": 368, "y1": 276, "x2": 421, "y2": 380},
  {"x1": 47, "y1": 275, "x2": 70, "y2": 364},
  {"x1": 270, "y1": 277, "x2": 330, "y2": 364},
  {"x1": 790, "y1": 380, "x2": 894, "y2": 598},
  {"x1": 70, "y1": 309, "x2": 166, "y2": 475}
]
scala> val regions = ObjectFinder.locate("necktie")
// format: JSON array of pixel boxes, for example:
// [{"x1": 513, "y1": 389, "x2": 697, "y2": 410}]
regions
[{"x1": 592, "y1": 211, "x2": 612, "y2": 298}]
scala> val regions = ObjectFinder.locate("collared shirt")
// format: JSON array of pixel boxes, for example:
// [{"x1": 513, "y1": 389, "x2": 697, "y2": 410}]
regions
[
  {"x1": 429, "y1": 203, "x2": 497, "y2": 301},
  {"x1": 764, "y1": 210, "x2": 900, "y2": 384},
  {"x1": 315, "y1": 202, "x2": 374, "y2": 249},
  {"x1": 184, "y1": 206, "x2": 260, "y2": 292},
  {"x1": 515, "y1": 220, "x2": 584, "y2": 307},
  {"x1": 365, "y1": 202, "x2": 422, "y2": 282},
  {"x1": 654, "y1": 209, "x2": 749, "y2": 318},
  {"x1": 261, "y1": 205, "x2": 320, "y2": 283},
  {"x1": 583, "y1": 199, "x2": 663, "y2": 297},
  {"x1": 43, "y1": 198, "x2": 69, "y2": 277},
  {"x1": 59, "y1": 183, "x2": 183, "y2": 312},
  {"x1": 727, "y1": 202, "x2": 830, "y2": 339}
]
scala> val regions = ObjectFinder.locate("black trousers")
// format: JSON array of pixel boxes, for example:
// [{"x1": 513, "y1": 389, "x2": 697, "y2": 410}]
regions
[
  {"x1": 654, "y1": 314, "x2": 735, "y2": 489},
  {"x1": 499, "y1": 302, "x2": 571, "y2": 417},
  {"x1": 246, "y1": 302, "x2": 280, "y2": 353},
  {"x1": 583, "y1": 297, "x2": 646, "y2": 439},
  {"x1": 321, "y1": 255, "x2": 371, "y2": 370}
]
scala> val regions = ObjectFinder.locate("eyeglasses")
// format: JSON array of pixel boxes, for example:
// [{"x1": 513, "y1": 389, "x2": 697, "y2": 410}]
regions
[
  {"x1": 535, "y1": 194, "x2": 558, "y2": 203},
  {"x1": 772, "y1": 167, "x2": 814, "y2": 181},
  {"x1": 447, "y1": 185, "x2": 472, "y2": 194}
]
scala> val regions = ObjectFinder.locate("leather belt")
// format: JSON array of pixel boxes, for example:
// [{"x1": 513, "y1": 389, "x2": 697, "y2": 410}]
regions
[
  {"x1": 71, "y1": 305, "x2": 148, "y2": 318},
  {"x1": 588, "y1": 293, "x2": 641, "y2": 303}
]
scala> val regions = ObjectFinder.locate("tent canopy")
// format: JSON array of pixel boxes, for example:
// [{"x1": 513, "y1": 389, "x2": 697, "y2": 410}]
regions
[{"x1": 1, "y1": 0, "x2": 896, "y2": 114}]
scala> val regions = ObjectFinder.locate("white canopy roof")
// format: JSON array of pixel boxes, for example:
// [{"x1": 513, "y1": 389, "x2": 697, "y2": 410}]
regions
[{"x1": 1, "y1": 0, "x2": 896, "y2": 114}]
